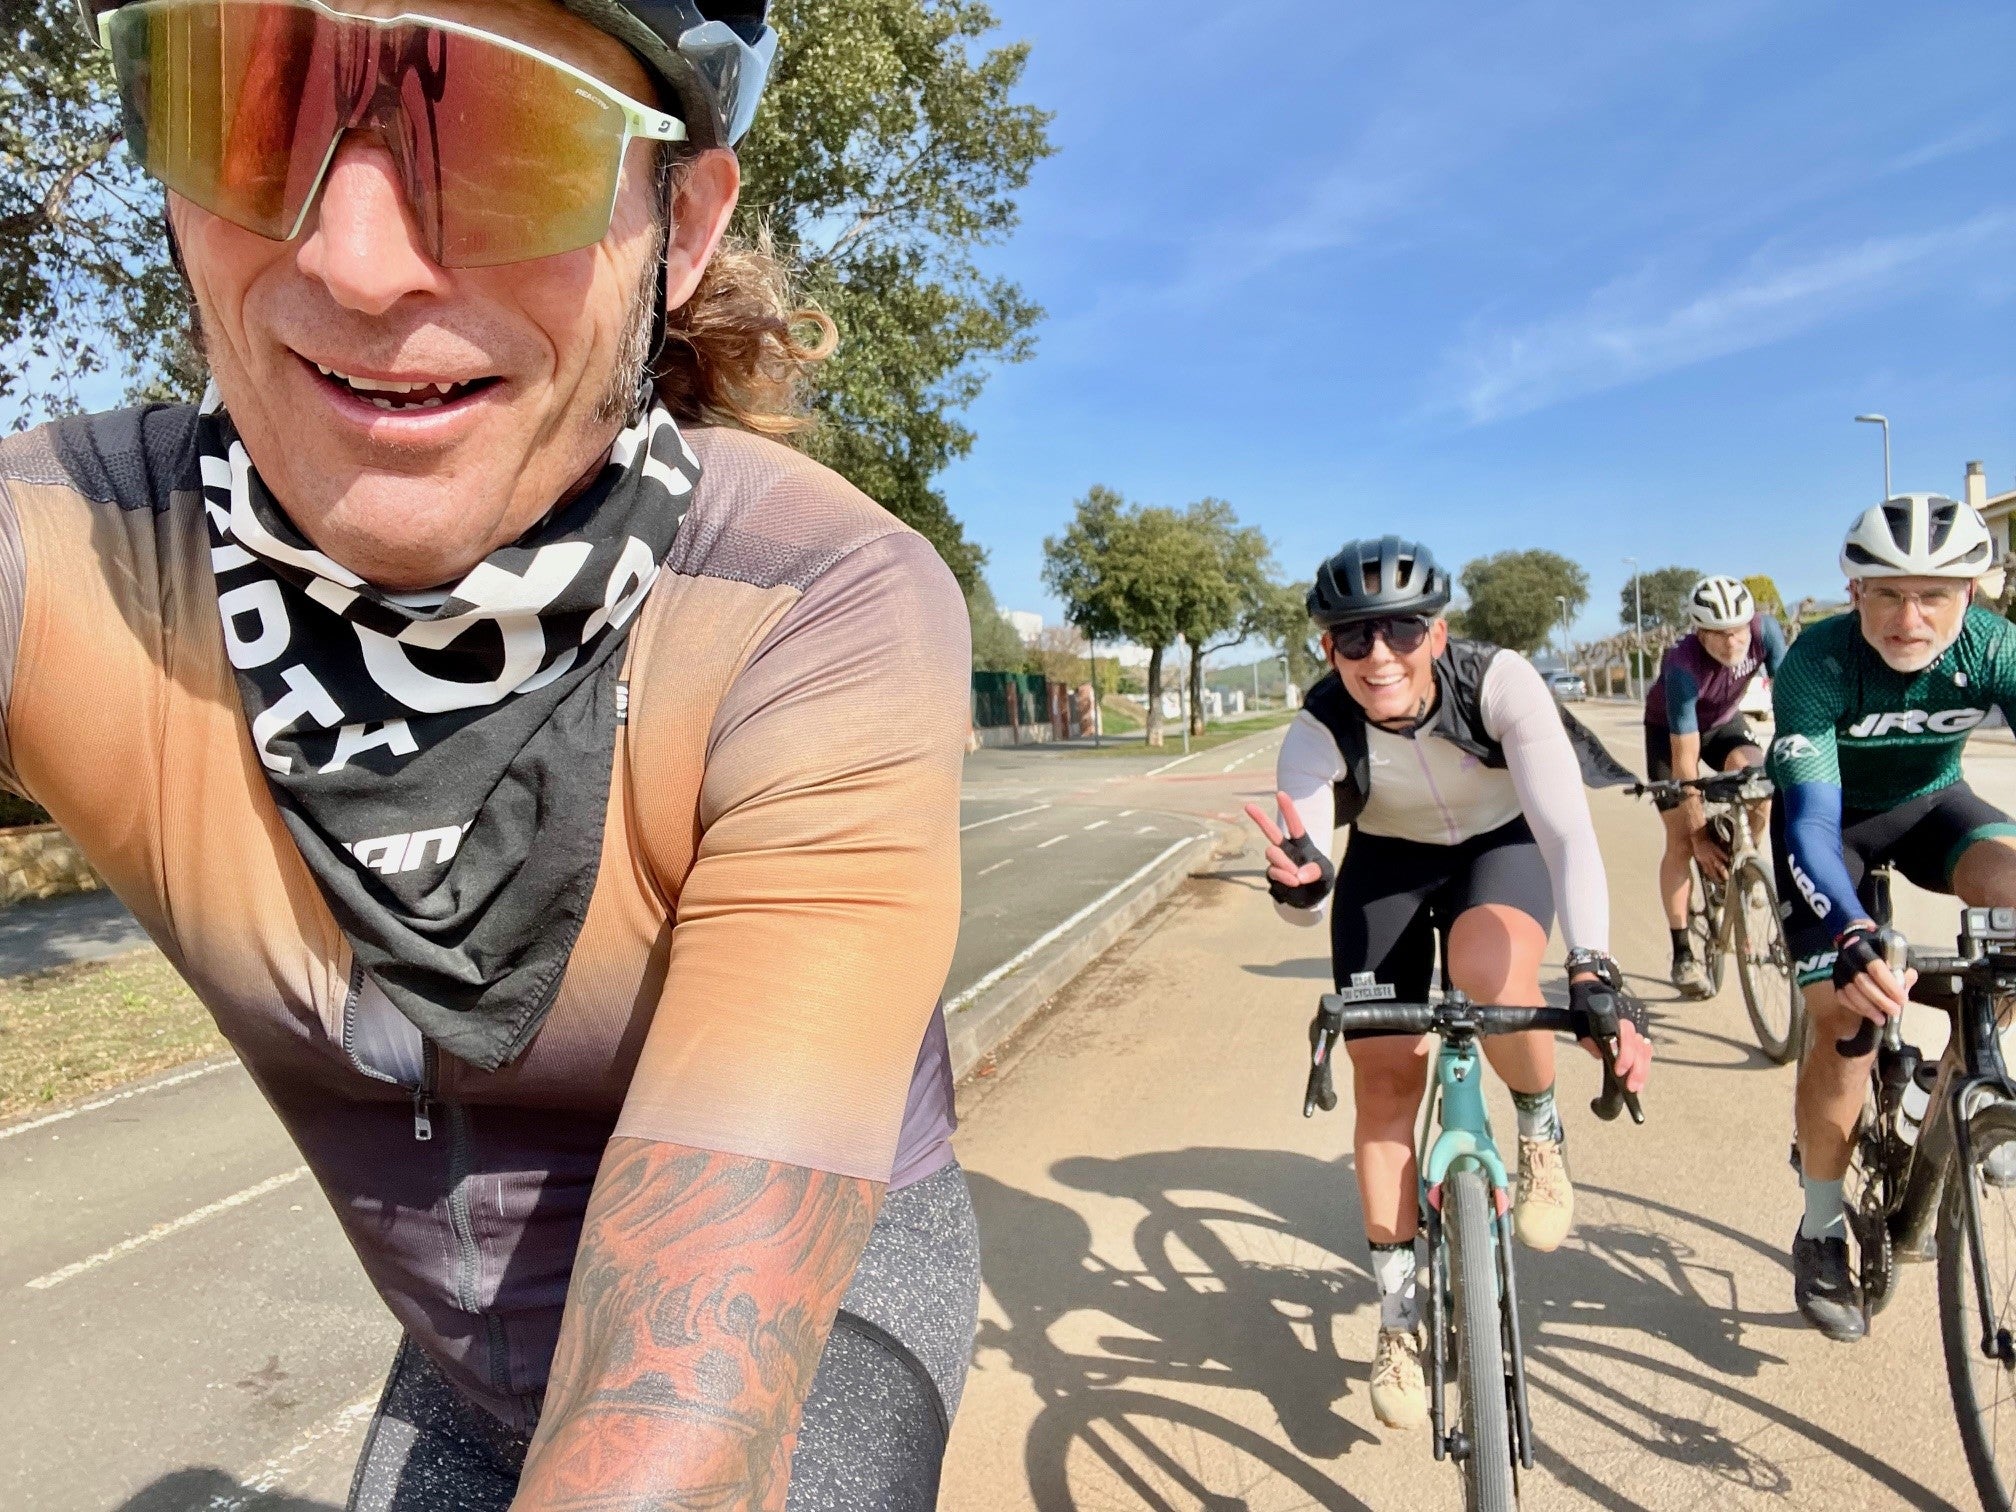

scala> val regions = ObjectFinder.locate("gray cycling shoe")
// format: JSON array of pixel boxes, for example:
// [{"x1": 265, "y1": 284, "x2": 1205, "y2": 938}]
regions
[
  {"x1": 1671, "y1": 954, "x2": 1712, "y2": 999},
  {"x1": 1792, "y1": 1228, "x2": 1867, "y2": 1342}
]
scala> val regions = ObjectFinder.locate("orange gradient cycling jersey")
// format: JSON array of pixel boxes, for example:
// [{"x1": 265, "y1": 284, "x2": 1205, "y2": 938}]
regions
[{"x1": 0, "y1": 407, "x2": 967, "y2": 1428}]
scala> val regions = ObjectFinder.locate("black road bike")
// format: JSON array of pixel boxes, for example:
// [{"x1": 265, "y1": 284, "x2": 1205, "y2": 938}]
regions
[
  {"x1": 1627, "y1": 770, "x2": 1801, "y2": 1062},
  {"x1": 1834, "y1": 905, "x2": 2016, "y2": 1511}
]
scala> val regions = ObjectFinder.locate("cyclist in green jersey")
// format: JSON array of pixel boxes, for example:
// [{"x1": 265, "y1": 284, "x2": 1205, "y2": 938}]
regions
[{"x1": 1769, "y1": 492, "x2": 2016, "y2": 1342}]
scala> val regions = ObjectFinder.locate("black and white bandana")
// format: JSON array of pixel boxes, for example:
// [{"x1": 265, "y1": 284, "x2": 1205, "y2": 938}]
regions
[{"x1": 196, "y1": 385, "x2": 701, "y2": 1069}]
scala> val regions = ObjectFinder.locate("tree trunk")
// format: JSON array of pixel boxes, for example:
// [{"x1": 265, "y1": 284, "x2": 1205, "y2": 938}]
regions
[
  {"x1": 1145, "y1": 646, "x2": 1165, "y2": 747},
  {"x1": 1189, "y1": 645, "x2": 1207, "y2": 736}
]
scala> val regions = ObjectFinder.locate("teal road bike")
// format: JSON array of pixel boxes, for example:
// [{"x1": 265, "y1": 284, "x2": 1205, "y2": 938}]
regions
[{"x1": 1305, "y1": 983, "x2": 1644, "y2": 1511}]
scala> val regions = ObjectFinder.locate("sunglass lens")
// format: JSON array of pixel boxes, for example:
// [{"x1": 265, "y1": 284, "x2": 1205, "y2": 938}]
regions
[
  {"x1": 108, "y1": 0, "x2": 344, "y2": 241},
  {"x1": 1386, "y1": 618, "x2": 1430, "y2": 654},
  {"x1": 400, "y1": 30, "x2": 632, "y2": 266}
]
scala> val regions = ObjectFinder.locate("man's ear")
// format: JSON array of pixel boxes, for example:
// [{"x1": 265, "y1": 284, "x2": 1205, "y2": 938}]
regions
[{"x1": 663, "y1": 149, "x2": 741, "y2": 311}]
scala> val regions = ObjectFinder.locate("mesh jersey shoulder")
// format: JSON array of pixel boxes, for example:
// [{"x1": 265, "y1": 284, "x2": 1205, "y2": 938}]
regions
[
  {"x1": 1955, "y1": 605, "x2": 2016, "y2": 705},
  {"x1": 0, "y1": 405, "x2": 198, "y2": 511}
]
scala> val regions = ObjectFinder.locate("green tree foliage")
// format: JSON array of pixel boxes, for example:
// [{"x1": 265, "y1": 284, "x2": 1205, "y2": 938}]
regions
[
  {"x1": 1743, "y1": 573, "x2": 1786, "y2": 623},
  {"x1": 0, "y1": 1, "x2": 192, "y2": 424},
  {"x1": 1172, "y1": 499, "x2": 1273, "y2": 735},
  {"x1": 1461, "y1": 549, "x2": 1589, "y2": 654},
  {"x1": 965, "y1": 575, "x2": 1029, "y2": 672},
  {"x1": 1621, "y1": 564, "x2": 1704, "y2": 634},
  {"x1": 1248, "y1": 580, "x2": 1325, "y2": 696},
  {"x1": 736, "y1": 0, "x2": 1053, "y2": 589},
  {"x1": 1042, "y1": 486, "x2": 1194, "y2": 746},
  {"x1": 2, "y1": 0, "x2": 1054, "y2": 595}
]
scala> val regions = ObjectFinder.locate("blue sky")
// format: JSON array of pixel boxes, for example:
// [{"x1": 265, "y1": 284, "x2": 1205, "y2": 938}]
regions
[{"x1": 941, "y1": 0, "x2": 2016, "y2": 646}]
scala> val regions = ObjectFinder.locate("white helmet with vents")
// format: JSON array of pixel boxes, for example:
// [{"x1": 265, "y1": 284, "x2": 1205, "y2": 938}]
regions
[
  {"x1": 1840, "y1": 494, "x2": 1994, "y2": 581},
  {"x1": 1687, "y1": 576, "x2": 1754, "y2": 631}
]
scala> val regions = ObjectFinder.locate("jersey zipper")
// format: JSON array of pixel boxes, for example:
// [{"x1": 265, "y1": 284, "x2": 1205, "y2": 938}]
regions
[
  {"x1": 1413, "y1": 740, "x2": 1461, "y2": 844},
  {"x1": 442, "y1": 1075, "x2": 510, "y2": 1393}
]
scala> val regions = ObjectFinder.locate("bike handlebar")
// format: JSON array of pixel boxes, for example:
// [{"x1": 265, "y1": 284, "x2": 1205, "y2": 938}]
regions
[
  {"x1": 1625, "y1": 771, "x2": 1774, "y2": 805},
  {"x1": 1309, "y1": 997, "x2": 1644, "y2": 1125},
  {"x1": 1835, "y1": 931, "x2": 1915, "y2": 1059}
]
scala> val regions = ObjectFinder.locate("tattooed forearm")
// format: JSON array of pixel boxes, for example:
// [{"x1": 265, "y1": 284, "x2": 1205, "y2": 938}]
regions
[{"x1": 511, "y1": 1137, "x2": 879, "y2": 1512}]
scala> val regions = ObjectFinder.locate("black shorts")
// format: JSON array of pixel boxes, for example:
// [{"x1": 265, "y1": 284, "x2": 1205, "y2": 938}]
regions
[
  {"x1": 1771, "y1": 782, "x2": 2016, "y2": 986},
  {"x1": 1643, "y1": 717, "x2": 1759, "y2": 810},
  {"x1": 1330, "y1": 817, "x2": 1554, "y2": 1040}
]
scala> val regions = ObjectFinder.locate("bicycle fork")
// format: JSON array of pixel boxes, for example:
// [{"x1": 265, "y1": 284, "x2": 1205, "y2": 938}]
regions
[{"x1": 1422, "y1": 1171, "x2": 1535, "y2": 1472}]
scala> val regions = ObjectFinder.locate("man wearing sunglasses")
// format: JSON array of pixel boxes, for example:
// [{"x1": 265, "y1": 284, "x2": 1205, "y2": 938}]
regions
[
  {"x1": 1, "y1": 2, "x2": 977, "y2": 1508},
  {"x1": 1244, "y1": 536, "x2": 1652, "y2": 1432},
  {"x1": 1641, "y1": 575, "x2": 1787, "y2": 998}
]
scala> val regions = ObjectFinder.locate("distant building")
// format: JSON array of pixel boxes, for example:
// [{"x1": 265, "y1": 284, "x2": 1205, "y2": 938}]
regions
[
  {"x1": 1968, "y1": 462, "x2": 2016, "y2": 591},
  {"x1": 1003, "y1": 610, "x2": 1044, "y2": 645}
]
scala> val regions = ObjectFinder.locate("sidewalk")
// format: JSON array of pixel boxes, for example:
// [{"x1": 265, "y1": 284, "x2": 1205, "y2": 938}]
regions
[{"x1": 0, "y1": 889, "x2": 148, "y2": 977}]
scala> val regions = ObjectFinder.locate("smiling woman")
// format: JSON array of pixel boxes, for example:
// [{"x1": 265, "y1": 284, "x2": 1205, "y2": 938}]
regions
[{"x1": 0, "y1": 1, "x2": 977, "y2": 1508}]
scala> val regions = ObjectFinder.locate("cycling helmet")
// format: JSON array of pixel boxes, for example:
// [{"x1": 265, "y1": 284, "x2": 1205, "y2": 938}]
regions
[
  {"x1": 1306, "y1": 537, "x2": 1452, "y2": 626},
  {"x1": 75, "y1": 0, "x2": 775, "y2": 148},
  {"x1": 1840, "y1": 493, "x2": 1995, "y2": 581},
  {"x1": 1687, "y1": 576, "x2": 1754, "y2": 631}
]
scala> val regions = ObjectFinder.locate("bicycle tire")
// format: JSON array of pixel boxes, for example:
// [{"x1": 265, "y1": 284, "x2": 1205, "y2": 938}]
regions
[
  {"x1": 1731, "y1": 855, "x2": 1800, "y2": 1063},
  {"x1": 1446, "y1": 1165, "x2": 1516, "y2": 1512},
  {"x1": 1688, "y1": 860, "x2": 1725, "y2": 994},
  {"x1": 1939, "y1": 1101, "x2": 2016, "y2": 1512}
]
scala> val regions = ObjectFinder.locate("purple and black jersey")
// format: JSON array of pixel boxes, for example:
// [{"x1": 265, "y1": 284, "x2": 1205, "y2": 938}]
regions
[{"x1": 1643, "y1": 613, "x2": 1787, "y2": 734}]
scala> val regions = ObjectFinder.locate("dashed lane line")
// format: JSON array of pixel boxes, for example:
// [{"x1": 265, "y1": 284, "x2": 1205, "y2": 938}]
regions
[
  {"x1": 1036, "y1": 835, "x2": 1068, "y2": 850},
  {"x1": 25, "y1": 1167, "x2": 310, "y2": 1291},
  {"x1": 1145, "y1": 751, "x2": 1202, "y2": 777},
  {"x1": 944, "y1": 836, "x2": 1200, "y2": 1014},
  {"x1": 960, "y1": 803, "x2": 1051, "y2": 834},
  {"x1": 1082, "y1": 820, "x2": 1109, "y2": 831},
  {"x1": 0, "y1": 1058, "x2": 235, "y2": 1142},
  {"x1": 977, "y1": 858, "x2": 1014, "y2": 877}
]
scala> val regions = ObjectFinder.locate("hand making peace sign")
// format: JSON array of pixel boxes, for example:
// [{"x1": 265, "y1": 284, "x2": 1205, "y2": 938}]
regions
[{"x1": 1244, "y1": 791, "x2": 1325, "y2": 891}]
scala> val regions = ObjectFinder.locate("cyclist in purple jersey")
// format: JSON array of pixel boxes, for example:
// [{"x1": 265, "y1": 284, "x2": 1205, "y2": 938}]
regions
[{"x1": 1641, "y1": 577, "x2": 1788, "y2": 996}]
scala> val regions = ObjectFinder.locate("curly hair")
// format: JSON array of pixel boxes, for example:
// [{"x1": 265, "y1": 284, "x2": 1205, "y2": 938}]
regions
[{"x1": 652, "y1": 222, "x2": 836, "y2": 436}]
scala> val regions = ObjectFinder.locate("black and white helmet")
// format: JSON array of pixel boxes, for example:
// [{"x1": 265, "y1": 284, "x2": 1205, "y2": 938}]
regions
[
  {"x1": 1306, "y1": 537, "x2": 1452, "y2": 626},
  {"x1": 1687, "y1": 576, "x2": 1754, "y2": 631},
  {"x1": 1840, "y1": 493, "x2": 1995, "y2": 581}
]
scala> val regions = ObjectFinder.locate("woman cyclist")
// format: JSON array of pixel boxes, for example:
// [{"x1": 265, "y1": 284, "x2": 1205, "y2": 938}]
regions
[{"x1": 1245, "y1": 536, "x2": 1652, "y2": 1431}]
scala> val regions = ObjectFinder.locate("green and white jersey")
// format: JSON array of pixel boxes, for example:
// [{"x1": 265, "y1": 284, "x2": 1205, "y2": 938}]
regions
[{"x1": 1767, "y1": 606, "x2": 2016, "y2": 810}]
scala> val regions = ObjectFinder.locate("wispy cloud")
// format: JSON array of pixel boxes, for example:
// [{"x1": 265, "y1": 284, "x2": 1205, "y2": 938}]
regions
[{"x1": 1442, "y1": 210, "x2": 2016, "y2": 424}]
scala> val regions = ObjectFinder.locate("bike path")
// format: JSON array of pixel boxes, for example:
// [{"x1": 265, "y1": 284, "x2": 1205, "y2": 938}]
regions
[
  {"x1": 0, "y1": 723, "x2": 1276, "y2": 1510},
  {"x1": 941, "y1": 701, "x2": 1984, "y2": 1510}
]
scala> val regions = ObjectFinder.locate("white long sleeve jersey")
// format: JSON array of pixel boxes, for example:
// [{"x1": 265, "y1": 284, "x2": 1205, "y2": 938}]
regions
[{"x1": 1272, "y1": 652, "x2": 1610, "y2": 953}]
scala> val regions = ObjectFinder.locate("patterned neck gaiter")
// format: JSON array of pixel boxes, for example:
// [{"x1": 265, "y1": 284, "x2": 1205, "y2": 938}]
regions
[{"x1": 196, "y1": 386, "x2": 701, "y2": 1069}]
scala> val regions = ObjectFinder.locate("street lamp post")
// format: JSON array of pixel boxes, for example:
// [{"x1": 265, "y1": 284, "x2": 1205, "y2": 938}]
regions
[
  {"x1": 1624, "y1": 556, "x2": 1644, "y2": 703},
  {"x1": 1555, "y1": 594, "x2": 1573, "y2": 671},
  {"x1": 1855, "y1": 413, "x2": 1892, "y2": 500},
  {"x1": 1278, "y1": 655, "x2": 1292, "y2": 709},
  {"x1": 1088, "y1": 634, "x2": 1101, "y2": 748}
]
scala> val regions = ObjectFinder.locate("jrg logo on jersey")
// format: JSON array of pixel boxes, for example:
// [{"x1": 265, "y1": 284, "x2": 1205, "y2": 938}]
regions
[
  {"x1": 1786, "y1": 853, "x2": 1832, "y2": 920},
  {"x1": 1846, "y1": 707, "x2": 1988, "y2": 738}
]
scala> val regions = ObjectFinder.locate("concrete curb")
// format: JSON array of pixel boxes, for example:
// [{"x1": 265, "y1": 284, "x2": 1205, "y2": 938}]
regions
[{"x1": 945, "y1": 826, "x2": 1229, "y2": 1080}]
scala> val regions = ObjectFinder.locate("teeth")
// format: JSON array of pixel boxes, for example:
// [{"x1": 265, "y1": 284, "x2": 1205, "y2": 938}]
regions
[{"x1": 314, "y1": 361, "x2": 466, "y2": 403}]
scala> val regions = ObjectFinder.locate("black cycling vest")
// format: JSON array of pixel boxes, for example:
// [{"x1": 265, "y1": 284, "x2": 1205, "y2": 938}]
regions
[{"x1": 1302, "y1": 637, "x2": 1632, "y2": 829}]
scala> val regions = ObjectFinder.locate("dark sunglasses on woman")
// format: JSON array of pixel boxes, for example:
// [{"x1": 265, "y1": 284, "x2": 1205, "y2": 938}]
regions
[{"x1": 1331, "y1": 616, "x2": 1433, "y2": 661}]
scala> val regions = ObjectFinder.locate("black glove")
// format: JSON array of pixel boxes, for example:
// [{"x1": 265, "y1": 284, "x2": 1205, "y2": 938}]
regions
[
  {"x1": 1268, "y1": 832, "x2": 1336, "y2": 910},
  {"x1": 1568, "y1": 954, "x2": 1644, "y2": 1039},
  {"x1": 1832, "y1": 923, "x2": 1884, "y2": 992}
]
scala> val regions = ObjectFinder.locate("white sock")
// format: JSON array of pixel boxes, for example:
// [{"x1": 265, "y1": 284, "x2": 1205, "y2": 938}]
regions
[
  {"x1": 1513, "y1": 1085, "x2": 1560, "y2": 1142},
  {"x1": 1370, "y1": 1240, "x2": 1420, "y2": 1332},
  {"x1": 1800, "y1": 1177, "x2": 1847, "y2": 1242}
]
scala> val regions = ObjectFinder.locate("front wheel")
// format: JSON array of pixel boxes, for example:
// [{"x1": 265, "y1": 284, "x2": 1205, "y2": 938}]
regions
[
  {"x1": 1446, "y1": 1165, "x2": 1516, "y2": 1512},
  {"x1": 1731, "y1": 855, "x2": 1801, "y2": 1063},
  {"x1": 1940, "y1": 1102, "x2": 2016, "y2": 1512}
]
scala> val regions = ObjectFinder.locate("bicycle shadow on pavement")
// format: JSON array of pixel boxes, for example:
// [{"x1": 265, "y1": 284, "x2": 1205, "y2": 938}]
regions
[
  {"x1": 969, "y1": 1146, "x2": 1380, "y2": 1509},
  {"x1": 113, "y1": 1467, "x2": 340, "y2": 1511}
]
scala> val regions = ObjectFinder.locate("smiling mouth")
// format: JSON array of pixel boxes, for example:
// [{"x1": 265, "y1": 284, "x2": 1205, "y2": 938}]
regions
[{"x1": 305, "y1": 358, "x2": 500, "y2": 412}]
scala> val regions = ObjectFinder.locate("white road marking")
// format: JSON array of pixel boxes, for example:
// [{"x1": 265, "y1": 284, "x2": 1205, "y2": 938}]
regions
[
  {"x1": 26, "y1": 1167, "x2": 310, "y2": 1291},
  {"x1": 1118, "y1": 810, "x2": 1136, "y2": 818},
  {"x1": 1036, "y1": 835, "x2": 1068, "y2": 850},
  {"x1": 0, "y1": 1058, "x2": 234, "y2": 1142},
  {"x1": 977, "y1": 858, "x2": 1014, "y2": 876},
  {"x1": 1137, "y1": 825, "x2": 1160, "y2": 835},
  {"x1": 1221, "y1": 746, "x2": 1265, "y2": 773},
  {"x1": 945, "y1": 837, "x2": 1200, "y2": 1013},
  {"x1": 961, "y1": 803, "x2": 1051, "y2": 833},
  {"x1": 1082, "y1": 820, "x2": 1109, "y2": 831},
  {"x1": 202, "y1": 1394, "x2": 379, "y2": 1511},
  {"x1": 1146, "y1": 751, "x2": 1202, "y2": 777}
]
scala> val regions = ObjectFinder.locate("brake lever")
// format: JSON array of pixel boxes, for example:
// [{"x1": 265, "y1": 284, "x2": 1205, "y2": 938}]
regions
[
  {"x1": 1590, "y1": 1035, "x2": 1645, "y2": 1125},
  {"x1": 1834, "y1": 930, "x2": 1911, "y2": 1058},
  {"x1": 1304, "y1": 1002, "x2": 1343, "y2": 1118}
]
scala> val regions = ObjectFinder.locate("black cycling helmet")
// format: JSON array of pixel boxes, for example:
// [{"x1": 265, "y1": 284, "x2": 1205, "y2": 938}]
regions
[{"x1": 1306, "y1": 537, "x2": 1452, "y2": 626}]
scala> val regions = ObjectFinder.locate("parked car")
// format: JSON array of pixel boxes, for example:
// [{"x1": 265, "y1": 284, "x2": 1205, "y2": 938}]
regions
[{"x1": 1545, "y1": 671, "x2": 1587, "y2": 702}]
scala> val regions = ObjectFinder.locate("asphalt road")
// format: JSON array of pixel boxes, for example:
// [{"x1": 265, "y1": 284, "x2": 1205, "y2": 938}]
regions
[
  {"x1": 940, "y1": 700, "x2": 2016, "y2": 1512},
  {"x1": 0, "y1": 722, "x2": 1269, "y2": 1511}
]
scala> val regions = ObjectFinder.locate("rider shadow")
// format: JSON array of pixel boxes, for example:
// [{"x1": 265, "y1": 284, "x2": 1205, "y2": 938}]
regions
[
  {"x1": 970, "y1": 1145, "x2": 1383, "y2": 1510},
  {"x1": 1512, "y1": 1185, "x2": 1962, "y2": 1510},
  {"x1": 112, "y1": 1468, "x2": 341, "y2": 1510}
]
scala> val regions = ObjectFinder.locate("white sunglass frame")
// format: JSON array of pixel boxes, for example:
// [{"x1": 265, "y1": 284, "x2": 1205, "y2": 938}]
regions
[{"x1": 92, "y1": 0, "x2": 687, "y2": 254}]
